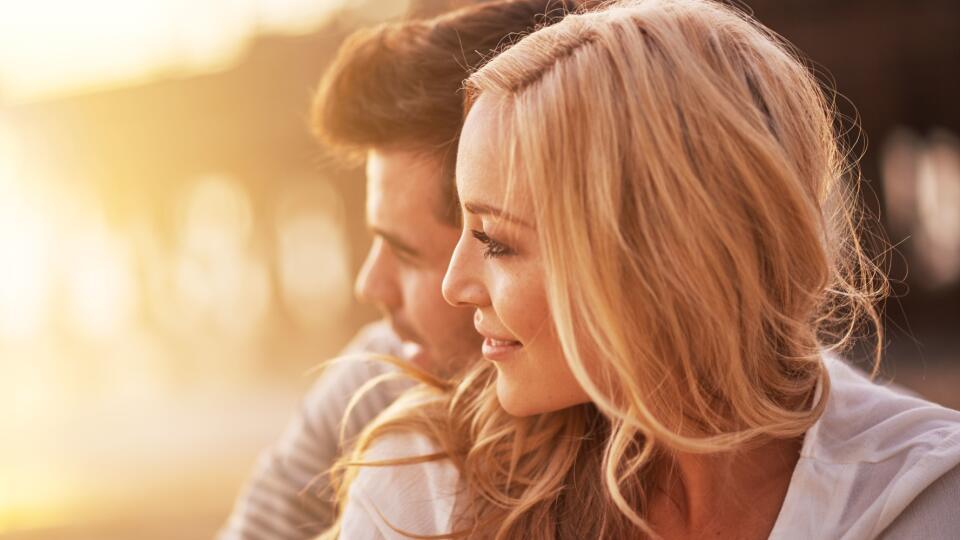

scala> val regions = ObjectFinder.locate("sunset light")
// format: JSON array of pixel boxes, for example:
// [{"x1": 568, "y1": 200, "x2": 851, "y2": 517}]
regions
[
  {"x1": 0, "y1": 1, "x2": 956, "y2": 539},
  {"x1": 0, "y1": 130, "x2": 53, "y2": 340},
  {"x1": 0, "y1": 0, "x2": 364, "y2": 103}
]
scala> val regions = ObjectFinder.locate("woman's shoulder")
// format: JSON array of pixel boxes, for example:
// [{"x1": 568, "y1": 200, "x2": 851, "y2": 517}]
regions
[
  {"x1": 881, "y1": 462, "x2": 960, "y2": 539},
  {"x1": 770, "y1": 355, "x2": 960, "y2": 539},
  {"x1": 340, "y1": 431, "x2": 461, "y2": 539},
  {"x1": 813, "y1": 355, "x2": 960, "y2": 464}
]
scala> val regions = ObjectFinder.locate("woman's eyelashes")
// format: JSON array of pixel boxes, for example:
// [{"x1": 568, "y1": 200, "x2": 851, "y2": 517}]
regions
[{"x1": 471, "y1": 229, "x2": 514, "y2": 259}]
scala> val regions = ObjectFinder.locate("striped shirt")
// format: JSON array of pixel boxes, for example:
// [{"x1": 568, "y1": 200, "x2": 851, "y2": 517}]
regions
[{"x1": 218, "y1": 321, "x2": 412, "y2": 540}]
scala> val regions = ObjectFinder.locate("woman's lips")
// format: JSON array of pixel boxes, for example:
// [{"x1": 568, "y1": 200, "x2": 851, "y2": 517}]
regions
[{"x1": 481, "y1": 337, "x2": 523, "y2": 361}]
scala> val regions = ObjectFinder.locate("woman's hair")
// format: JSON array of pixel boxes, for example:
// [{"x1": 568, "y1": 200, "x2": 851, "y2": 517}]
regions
[{"x1": 321, "y1": 0, "x2": 887, "y2": 538}]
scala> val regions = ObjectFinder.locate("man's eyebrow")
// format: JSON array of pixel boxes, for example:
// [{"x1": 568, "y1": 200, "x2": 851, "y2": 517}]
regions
[
  {"x1": 371, "y1": 227, "x2": 421, "y2": 257},
  {"x1": 462, "y1": 202, "x2": 533, "y2": 228}
]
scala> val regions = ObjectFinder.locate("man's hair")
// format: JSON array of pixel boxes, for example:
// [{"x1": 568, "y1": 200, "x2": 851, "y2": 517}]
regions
[{"x1": 312, "y1": 0, "x2": 577, "y2": 224}]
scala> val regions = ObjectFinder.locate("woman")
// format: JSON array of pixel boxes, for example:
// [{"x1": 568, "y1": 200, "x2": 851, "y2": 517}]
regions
[{"x1": 321, "y1": 0, "x2": 960, "y2": 538}]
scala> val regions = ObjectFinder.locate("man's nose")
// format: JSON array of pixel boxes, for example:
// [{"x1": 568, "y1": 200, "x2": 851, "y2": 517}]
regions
[
  {"x1": 442, "y1": 235, "x2": 488, "y2": 308},
  {"x1": 354, "y1": 239, "x2": 401, "y2": 309}
]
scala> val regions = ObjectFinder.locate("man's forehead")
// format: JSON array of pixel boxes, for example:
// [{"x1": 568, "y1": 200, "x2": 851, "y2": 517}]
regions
[
  {"x1": 364, "y1": 147, "x2": 457, "y2": 255},
  {"x1": 365, "y1": 148, "x2": 445, "y2": 210},
  {"x1": 366, "y1": 147, "x2": 443, "y2": 182}
]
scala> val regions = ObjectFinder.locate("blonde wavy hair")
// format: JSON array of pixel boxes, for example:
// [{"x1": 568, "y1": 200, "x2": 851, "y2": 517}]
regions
[{"x1": 320, "y1": 0, "x2": 886, "y2": 537}]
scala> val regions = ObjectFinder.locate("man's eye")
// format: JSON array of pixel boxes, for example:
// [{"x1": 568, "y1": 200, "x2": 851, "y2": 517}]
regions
[
  {"x1": 471, "y1": 230, "x2": 514, "y2": 259},
  {"x1": 392, "y1": 247, "x2": 418, "y2": 265},
  {"x1": 382, "y1": 242, "x2": 417, "y2": 265}
]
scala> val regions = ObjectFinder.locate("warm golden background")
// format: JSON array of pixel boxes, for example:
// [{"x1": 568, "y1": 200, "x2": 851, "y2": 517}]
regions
[{"x1": 0, "y1": 1, "x2": 957, "y2": 538}]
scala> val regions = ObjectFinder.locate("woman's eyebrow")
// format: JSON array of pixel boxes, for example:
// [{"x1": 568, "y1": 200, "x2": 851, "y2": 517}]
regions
[{"x1": 463, "y1": 202, "x2": 533, "y2": 228}]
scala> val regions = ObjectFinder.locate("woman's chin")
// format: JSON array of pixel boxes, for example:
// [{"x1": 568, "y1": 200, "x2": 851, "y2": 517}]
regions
[
  {"x1": 495, "y1": 367, "x2": 591, "y2": 417},
  {"x1": 495, "y1": 370, "x2": 567, "y2": 417},
  {"x1": 495, "y1": 371, "x2": 539, "y2": 417}
]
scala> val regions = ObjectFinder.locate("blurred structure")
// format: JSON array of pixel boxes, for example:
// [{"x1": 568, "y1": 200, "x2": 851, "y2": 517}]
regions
[
  {"x1": 0, "y1": 0, "x2": 957, "y2": 538},
  {"x1": 882, "y1": 129, "x2": 960, "y2": 289}
]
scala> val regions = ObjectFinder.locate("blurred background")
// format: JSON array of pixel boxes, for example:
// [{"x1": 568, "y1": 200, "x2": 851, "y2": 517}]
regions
[{"x1": 0, "y1": 0, "x2": 957, "y2": 538}]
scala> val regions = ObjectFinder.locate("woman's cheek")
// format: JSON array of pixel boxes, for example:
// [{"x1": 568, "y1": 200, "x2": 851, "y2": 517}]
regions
[{"x1": 495, "y1": 265, "x2": 551, "y2": 344}]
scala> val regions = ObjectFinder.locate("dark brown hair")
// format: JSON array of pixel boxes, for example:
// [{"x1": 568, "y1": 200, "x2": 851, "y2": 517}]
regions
[{"x1": 312, "y1": 0, "x2": 577, "y2": 223}]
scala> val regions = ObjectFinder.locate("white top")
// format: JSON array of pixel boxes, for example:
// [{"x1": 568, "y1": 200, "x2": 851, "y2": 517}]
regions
[
  {"x1": 340, "y1": 432, "x2": 462, "y2": 539},
  {"x1": 339, "y1": 356, "x2": 960, "y2": 539}
]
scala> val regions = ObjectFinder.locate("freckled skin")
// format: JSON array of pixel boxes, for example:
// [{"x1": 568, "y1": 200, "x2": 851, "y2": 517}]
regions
[{"x1": 443, "y1": 95, "x2": 590, "y2": 416}]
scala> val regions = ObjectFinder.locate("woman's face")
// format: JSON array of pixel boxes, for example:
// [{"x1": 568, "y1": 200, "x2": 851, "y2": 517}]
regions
[{"x1": 442, "y1": 95, "x2": 590, "y2": 417}]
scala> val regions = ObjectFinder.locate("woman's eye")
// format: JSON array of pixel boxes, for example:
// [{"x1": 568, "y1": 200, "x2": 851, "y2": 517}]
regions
[{"x1": 471, "y1": 229, "x2": 514, "y2": 259}]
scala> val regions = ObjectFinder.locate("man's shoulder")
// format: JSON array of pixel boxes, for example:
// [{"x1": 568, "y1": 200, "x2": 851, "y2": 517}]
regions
[
  {"x1": 305, "y1": 321, "x2": 405, "y2": 401},
  {"x1": 215, "y1": 321, "x2": 411, "y2": 540},
  {"x1": 342, "y1": 319, "x2": 405, "y2": 357},
  {"x1": 301, "y1": 321, "x2": 414, "y2": 439}
]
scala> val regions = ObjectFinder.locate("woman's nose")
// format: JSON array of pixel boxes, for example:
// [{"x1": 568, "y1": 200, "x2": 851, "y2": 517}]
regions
[{"x1": 442, "y1": 234, "x2": 488, "y2": 308}]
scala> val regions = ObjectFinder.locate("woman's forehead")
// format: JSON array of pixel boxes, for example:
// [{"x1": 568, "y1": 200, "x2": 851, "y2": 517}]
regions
[
  {"x1": 456, "y1": 95, "x2": 535, "y2": 222},
  {"x1": 457, "y1": 96, "x2": 508, "y2": 196}
]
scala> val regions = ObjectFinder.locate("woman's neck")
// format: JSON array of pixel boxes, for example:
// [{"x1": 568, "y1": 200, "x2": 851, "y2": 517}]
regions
[{"x1": 646, "y1": 436, "x2": 803, "y2": 539}]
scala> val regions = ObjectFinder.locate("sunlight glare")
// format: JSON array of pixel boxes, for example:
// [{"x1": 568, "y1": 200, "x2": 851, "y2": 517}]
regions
[
  {"x1": 0, "y1": 130, "x2": 53, "y2": 340},
  {"x1": 65, "y1": 225, "x2": 137, "y2": 340},
  {"x1": 0, "y1": 468, "x2": 69, "y2": 534},
  {"x1": 171, "y1": 175, "x2": 271, "y2": 337},
  {"x1": 916, "y1": 131, "x2": 960, "y2": 287},
  {"x1": 0, "y1": 0, "x2": 348, "y2": 103},
  {"x1": 276, "y1": 182, "x2": 351, "y2": 329}
]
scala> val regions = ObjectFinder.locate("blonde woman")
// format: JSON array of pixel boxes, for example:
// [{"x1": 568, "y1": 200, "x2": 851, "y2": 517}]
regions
[{"x1": 320, "y1": 1, "x2": 960, "y2": 538}]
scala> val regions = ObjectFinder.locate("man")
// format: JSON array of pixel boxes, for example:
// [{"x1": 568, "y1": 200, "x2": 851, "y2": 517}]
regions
[{"x1": 218, "y1": 1, "x2": 575, "y2": 538}]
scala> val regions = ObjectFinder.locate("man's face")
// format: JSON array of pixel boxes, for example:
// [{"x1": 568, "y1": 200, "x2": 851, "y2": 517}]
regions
[{"x1": 355, "y1": 147, "x2": 481, "y2": 376}]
